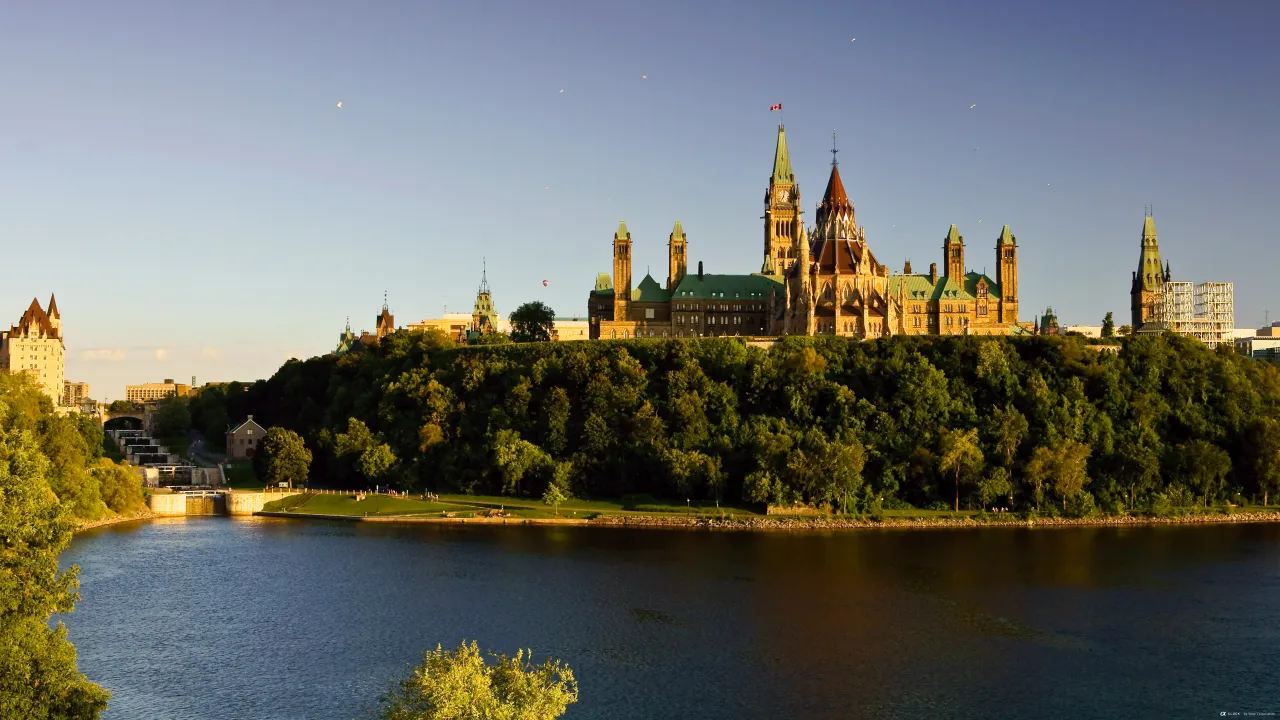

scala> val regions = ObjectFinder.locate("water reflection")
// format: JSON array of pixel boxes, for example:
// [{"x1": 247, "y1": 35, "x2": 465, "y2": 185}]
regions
[{"x1": 62, "y1": 519, "x2": 1280, "y2": 720}]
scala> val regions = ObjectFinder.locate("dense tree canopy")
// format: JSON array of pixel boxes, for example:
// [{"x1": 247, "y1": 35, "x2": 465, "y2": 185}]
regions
[
  {"x1": 1, "y1": 375, "x2": 111, "y2": 718},
  {"x1": 257, "y1": 427, "x2": 312, "y2": 488},
  {"x1": 188, "y1": 331, "x2": 1280, "y2": 517}
]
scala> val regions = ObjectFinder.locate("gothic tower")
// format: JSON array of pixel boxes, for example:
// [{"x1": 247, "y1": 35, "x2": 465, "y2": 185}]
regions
[
  {"x1": 375, "y1": 293, "x2": 395, "y2": 339},
  {"x1": 763, "y1": 125, "x2": 800, "y2": 274},
  {"x1": 1130, "y1": 213, "x2": 1163, "y2": 329},
  {"x1": 943, "y1": 225, "x2": 965, "y2": 280},
  {"x1": 613, "y1": 220, "x2": 632, "y2": 321},
  {"x1": 472, "y1": 261, "x2": 498, "y2": 333},
  {"x1": 667, "y1": 221, "x2": 687, "y2": 290},
  {"x1": 996, "y1": 225, "x2": 1019, "y2": 323}
]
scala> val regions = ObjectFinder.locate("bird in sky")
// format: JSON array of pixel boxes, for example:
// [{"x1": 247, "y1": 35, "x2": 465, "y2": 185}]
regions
[
  {"x1": 969, "y1": 104, "x2": 976, "y2": 109},
  {"x1": 559, "y1": 89, "x2": 564, "y2": 93},
  {"x1": 850, "y1": 38, "x2": 857, "y2": 42},
  {"x1": 642, "y1": 74, "x2": 647, "y2": 79},
  {"x1": 336, "y1": 101, "x2": 343, "y2": 109}
]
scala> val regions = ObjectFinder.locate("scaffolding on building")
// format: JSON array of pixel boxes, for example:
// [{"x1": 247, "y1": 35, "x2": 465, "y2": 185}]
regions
[{"x1": 1146, "y1": 280, "x2": 1234, "y2": 349}]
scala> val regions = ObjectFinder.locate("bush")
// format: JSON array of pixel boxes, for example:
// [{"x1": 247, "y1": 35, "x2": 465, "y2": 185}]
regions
[
  {"x1": 1064, "y1": 492, "x2": 1098, "y2": 519},
  {"x1": 96, "y1": 462, "x2": 146, "y2": 514}
]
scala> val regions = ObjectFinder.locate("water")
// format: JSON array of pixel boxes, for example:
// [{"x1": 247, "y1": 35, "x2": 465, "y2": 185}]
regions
[{"x1": 62, "y1": 518, "x2": 1280, "y2": 719}]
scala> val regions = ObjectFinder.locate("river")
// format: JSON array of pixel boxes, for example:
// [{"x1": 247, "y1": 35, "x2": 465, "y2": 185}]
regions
[{"x1": 62, "y1": 517, "x2": 1279, "y2": 719}]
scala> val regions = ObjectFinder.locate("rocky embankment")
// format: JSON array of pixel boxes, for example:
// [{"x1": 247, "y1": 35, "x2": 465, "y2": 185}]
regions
[
  {"x1": 589, "y1": 510, "x2": 1280, "y2": 532},
  {"x1": 75, "y1": 509, "x2": 156, "y2": 533}
]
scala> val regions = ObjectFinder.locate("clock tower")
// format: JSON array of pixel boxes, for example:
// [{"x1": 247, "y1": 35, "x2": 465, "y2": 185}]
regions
[{"x1": 763, "y1": 124, "x2": 801, "y2": 273}]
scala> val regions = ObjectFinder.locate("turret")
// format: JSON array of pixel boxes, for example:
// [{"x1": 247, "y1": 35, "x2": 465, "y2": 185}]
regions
[
  {"x1": 667, "y1": 221, "x2": 688, "y2": 290},
  {"x1": 1130, "y1": 212, "x2": 1163, "y2": 328},
  {"x1": 943, "y1": 224, "x2": 965, "y2": 279},
  {"x1": 613, "y1": 220, "x2": 632, "y2": 321},
  {"x1": 763, "y1": 125, "x2": 801, "y2": 273},
  {"x1": 996, "y1": 225, "x2": 1019, "y2": 322}
]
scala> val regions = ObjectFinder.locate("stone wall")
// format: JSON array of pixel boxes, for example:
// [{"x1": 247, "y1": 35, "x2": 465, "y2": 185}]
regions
[{"x1": 146, "y1": 493, "x2": 187, "y2": 516}]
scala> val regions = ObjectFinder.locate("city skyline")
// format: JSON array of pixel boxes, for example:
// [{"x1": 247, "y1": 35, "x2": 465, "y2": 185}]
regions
[{"x1": 3, "y1": 0, "x2": 1277, "y2": 396}]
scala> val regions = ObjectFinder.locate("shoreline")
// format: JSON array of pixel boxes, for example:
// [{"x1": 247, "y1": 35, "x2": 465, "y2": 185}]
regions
[
  {"x1": 253, "y1": 509, "x2": 1280, "y2": 532},
  {"x1": 74, "y1": 509, "x2": 157, "y2": 533}
]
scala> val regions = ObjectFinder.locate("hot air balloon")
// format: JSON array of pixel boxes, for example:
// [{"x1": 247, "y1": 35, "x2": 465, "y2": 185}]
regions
[{"x1": 542, "y1": 280, "x2": 549, "y2": 287}]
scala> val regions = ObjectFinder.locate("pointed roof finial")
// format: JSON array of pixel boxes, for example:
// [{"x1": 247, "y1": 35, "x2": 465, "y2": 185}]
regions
[
  {"x1": 478, "y1": 257, "x2": 491, "y2": 295},
  {"x1": 383, "y1": 290, "x2": 388, "y2": 311},
  {"x1": 831, "y1": 130, "x2": 839, "y2": 168},
  {"x1": 772, "y1": 125, "x2": 793, "y2": 182}
]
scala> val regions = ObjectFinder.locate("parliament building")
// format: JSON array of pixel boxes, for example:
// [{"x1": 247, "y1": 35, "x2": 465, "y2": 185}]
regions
[{"x1": 588, "y1": 126, "x2": 1030, "y2": 339}]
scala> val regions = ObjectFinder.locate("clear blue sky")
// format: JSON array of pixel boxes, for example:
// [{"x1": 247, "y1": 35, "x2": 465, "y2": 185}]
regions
[{"x1": 2, "y1": 0, "x2": 1277, "y2": 399}]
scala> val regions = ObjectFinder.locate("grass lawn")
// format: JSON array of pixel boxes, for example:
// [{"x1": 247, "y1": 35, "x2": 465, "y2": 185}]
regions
[
  {"x1": 436, "y1": 493, "x2": 764, "y2": 517},
  {"x1": 224, "y1": 462, "x2": 262, "y2": 489},
  {"x1": 275, "y1": 493, "x2": 466, "y2": 517}
]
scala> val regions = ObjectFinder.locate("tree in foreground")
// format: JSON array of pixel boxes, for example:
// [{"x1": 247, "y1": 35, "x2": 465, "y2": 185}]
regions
[
  {"x1": 260, "y1": 427, "x2": 312, "y2": 489},
  {"x1": 374, "y1": 641, "x2": 577, "y2": 720},
  {"x1": 938, "y1": 427, "x2": 984, "y2": 512},
  {"x1": 509, "y1": 302, "x2": 556, "y2": 343},
  {"x1": 0, "y1": 427, "x2": 111, "y2": 718}
]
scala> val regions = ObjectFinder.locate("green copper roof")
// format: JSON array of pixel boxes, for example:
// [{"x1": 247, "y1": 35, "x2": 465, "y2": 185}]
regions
[
  {"x1": 945, "y1": 224, "x2": 962, "y2": 245},
  {"x1": 772, "y1": 125, "x2": 793, "y2": 182},
  {"x1": 594, "y1": 273, "x2": 613, "y2": 292},
  {"x1": 616, "y1": 220, "x2": 630, "y2": 239},
  {"x1": 1137, "y1": 215, "x2": 1163, "y2": 292},
  {"x1": 964, "y1": 271, "x2": 1002, "y2": 300},
  {"x1": 632, "y1": 274, "x2": 670, "y2": 303},
  {"x1": 672, "y1": 272, "x2": 783, "y2": 301},
  {"x1": 997, "y1": 225, "x2": 1015, "y2": 245},
  {"x1": 888, "y1": 274, "x2": 975, "y2": 302},
  {"x1": 1142, "y1": 215, "x2": 1157, "y2": 239},
  {"x1": 671, "y1": 220, "x2": 685, "y2": 240}
]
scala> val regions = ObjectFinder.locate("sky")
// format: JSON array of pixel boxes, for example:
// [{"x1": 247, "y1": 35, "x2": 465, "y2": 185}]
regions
[{"x1": 2, "y1": 0, "x2": 1278, "y2": 400}]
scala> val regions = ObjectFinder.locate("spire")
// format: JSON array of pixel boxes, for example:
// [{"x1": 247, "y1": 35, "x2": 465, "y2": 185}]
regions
[
  {"x1": 478, "y1": 257, "x2": 491, "y2": 295},
  {"x1": 1143, "y1": 215, "x2": 1157, "y2": 240},
  {"x1": 382, "y1": 290, "x2": 389, "y2": 312},
  {"x1": 772, "y1": 125, "x2": 793, "y2": 182},
  {"x1": 821, "y1": 163, "x2": 851, "y2": 208},
  {"x1": 616, "y1": 220, "x2": 630, "y2": 239},
  {"x1": 47, "y1": 293, "x2": 59, "y2": 318},
  {"x1": 997, "y1": 225, "x2": 1014, "y2": 245},
  {"x1": 671, "y1": 220, "x2": 684, "y2": 240},
  {"x1": 945, "y1": 224, "x2": 962, "y2": 245},
  {"x1": 830, "y1": 130, "x2": 839, "y2": 168}
]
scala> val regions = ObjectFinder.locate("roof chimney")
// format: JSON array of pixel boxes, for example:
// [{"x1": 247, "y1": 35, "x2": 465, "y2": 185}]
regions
[
  {"x1": 904, "y1": 260, "x2": 913, "y2": 275},
  {"x1": 164, "y1": 378, "x2": 174, "y2": 384},
  {"x1": 247, "y1": 415, "x2": 253, "y2": 422},
  {"x1": 929, "y1": 263, "x2": 938, "y2": 284},
  {"x1": 698, "y1": 261, "x2": 703, "y2": 280}
]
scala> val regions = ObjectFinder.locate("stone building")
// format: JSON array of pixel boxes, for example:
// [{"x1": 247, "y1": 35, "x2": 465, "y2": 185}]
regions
[
  {"x1": 1130, "y1": 214, "x2": 1171, "y2": 329},
  {"x1": 334, "y1": 297, "x2": 398, "y2": 355},
  {"x1": 588, "y1": 126, "x2": 1027, "y2": 339},
  {"x1": 225, "y1": 415, "x2": 266, "y2": 460},
  {"x1": 62, "y1": 380, "x2": 90, "y2": 406},
  {"x1": 0, "y1": 295, "x2": 66, "y2": 404}
]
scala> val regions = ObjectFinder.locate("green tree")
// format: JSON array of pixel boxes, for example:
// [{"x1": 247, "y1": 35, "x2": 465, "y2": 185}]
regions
[
  {"x1": 358, "y1": 444, "x2": 396, "y2": 484},
  {"x1": 938, "y1": 427, "x2": 984, "y2": 512},
  {"x1": 374, "y1": 641, "x2": 577, "y2": 720},
  {"x1": 1024, "y1": 440, "x2": 1092, "y2": 510},
  {"x1": 106, "y1": 400, "x2": 139, "y2": 413},
  {"x1": 1247, "y1": 417, "x2": 1280, "y2": 505},
  {"x1": 1101, "y1": 312, "x2": 1115, "y2": 338},
  {"x1": 977, "y1": 467, "x2": 1013, "y2": 509},
  {"x1": 493, "y1": 429, "x2": 548, "y2": 497},
  {"x1": 94, "y1": 461, "x2": 146, "y2": 514},
  {"x1": 0, "y1": 425, "x2": 111, "y2": 718},
  {"x1": 1176, "y1": 440, "x2": 1232, "y2": 507},
  {"x1": 153, "y1": 396, "x2": 191, "y2": 437},
  {"x1": 1118, "y1": 325, "x2": 1133, "y2": 336},
  {"x1": 827, "y1": 433, "x2": 866, "y2": 514},
  {"x1": 260, "y1": 427, "x2": 312, "y2": 489},
  {"x1": 469, "y1": 332, "x2": 512, "y2": 346},
  {"x1": 509, "y1": 302, "x2": 556, "y2": 343},
  {"x1": 542, "y1": 479, "x2": 568, "y2": 517}
]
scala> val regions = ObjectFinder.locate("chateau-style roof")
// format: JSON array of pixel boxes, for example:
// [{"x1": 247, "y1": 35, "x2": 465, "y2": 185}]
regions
[
  {"x1": 1142, "y1": 215, "x2": 1157, "y2": 239},
  {"x1": 964, "y1": 271, "x2": 1002, "y2": 299},
  {"x1": 672, "y1": 273, "x2": 783, "y2": 300},
  {"x1": 820, "y1": 164, "x2": 852, "y2": 210},
  {"x1": 12, "y1": 297, "x2": 60, "y2": 339},
  {"x1": 997, "y1": 225, "x2": 1016, "y2": 246},
  {"x1": 47, "y1": 293, "x2": 60, "y2": 318},
  {"x1": 592, "y1": 272, "x2": 614, "y2": 297},
  {"x1": 809, "y1": 236, "x2": 885, "y2": 275},
  {"x1": 945, "y1": 224, "x2": 962, "y2": 245},
  {"x1": 772, "y1": 125, "x2": 793, "y2": 183},
  {"x1": 615, "y1": 220, "x2": 631, "y2": 240},
  {"x1": 888, "y1": 274, "x2": 975, "y2": 302},
  {"x1": 632, "y1": 274, "x2": 670, "y2": 303}
]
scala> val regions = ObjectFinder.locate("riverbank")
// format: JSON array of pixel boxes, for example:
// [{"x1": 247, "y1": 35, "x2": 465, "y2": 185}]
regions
[
  {"x1": 74, "y1": 509, "x2": 156, "y2": 533},
  {"x1": 255, "y1": 507, "x2": 1280, "y2": 532}
]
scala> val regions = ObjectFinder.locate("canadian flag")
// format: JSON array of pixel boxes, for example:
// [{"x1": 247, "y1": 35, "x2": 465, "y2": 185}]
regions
[{"x1": 769, "y1": 104, "x2": 782, "y2": 111}]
